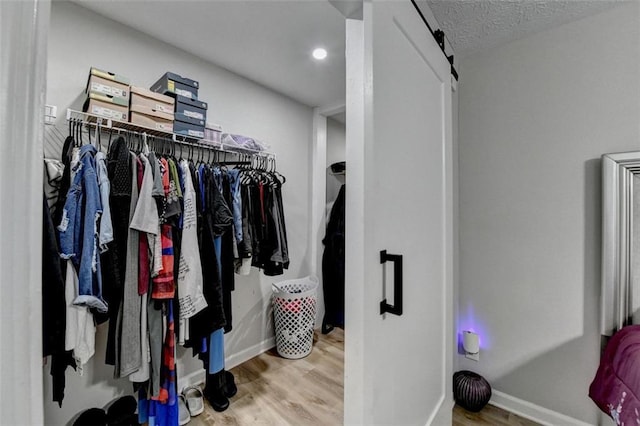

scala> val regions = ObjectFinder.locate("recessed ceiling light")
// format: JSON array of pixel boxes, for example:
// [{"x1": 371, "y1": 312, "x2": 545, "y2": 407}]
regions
[{"x1": 312, "y1": 48, "x2": 327, "y2": 60}]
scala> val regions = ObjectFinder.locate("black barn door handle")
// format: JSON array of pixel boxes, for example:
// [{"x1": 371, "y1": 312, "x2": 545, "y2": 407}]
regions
[{"x1": 380, "y1": 250, "x2": 403, "y2": 316}]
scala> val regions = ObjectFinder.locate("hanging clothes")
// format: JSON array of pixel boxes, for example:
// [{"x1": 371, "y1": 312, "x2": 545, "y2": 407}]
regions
[
  {"x1": 187, "y1": 165, "x2": 229, "y2": 346},
  {"x1": 152, "y1": 158, "x2": 177, "y2": 300},
  {"x1": 116, "y1": 153, "x2": 142, "y2": 378},
  {"x1": 322, "y1": 184, "x2": 345, "y2": 334},
  {"x1": 42, "y1": 195, "x2": 76, "y2": 406},
  {"x1": 128, "y1": 155, "x2": 154, "y2": 384},
  {"x1": 177, "y1": 159, "x2": 207, "y2": 321},
  {"x1": 103, "y1": 136, "x2": 132, "y2": 365},
  {"x1": 58, "y1": 144, "x2": 108, "y2": 313},
  {"x1": 95, "y1": 151, "x2": 114, "y2": 251},
  {"x1": 239, "y1": 169, "x2": 289, "y2": 276},
  {"x1": 42, "y1": 121, "x2": 291, "y2": 414}
]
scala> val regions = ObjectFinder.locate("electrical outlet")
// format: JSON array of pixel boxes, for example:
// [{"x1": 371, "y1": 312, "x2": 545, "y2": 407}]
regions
[{"x1": 465, "y1": 351, "x2": 479, "y2": 362}]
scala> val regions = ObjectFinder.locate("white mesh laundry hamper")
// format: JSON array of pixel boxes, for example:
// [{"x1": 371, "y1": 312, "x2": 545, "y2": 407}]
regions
[{"x1": 272, "y1": 276, "x2": 319, "y2": 359}]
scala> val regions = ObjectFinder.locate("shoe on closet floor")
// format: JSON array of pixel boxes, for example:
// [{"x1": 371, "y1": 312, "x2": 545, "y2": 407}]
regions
[
  {"x1": 182, "y1": 385, "x2": 205, "y2": 417},
  {"x1": 205, "y1": 371, "x2": 230, "y2": 412},
  {"x1": 224, "y1": 370, "x2": 237, "y2": 398},
  {"x1": 106, "y1": 395, "x2": 137, "y2": 425},
  {"x1": 178, "y1": 395, "x2": 191, "y2": 425},
  {"x1": 73, "y1": 408, "x2": 107, "y2": 426}
]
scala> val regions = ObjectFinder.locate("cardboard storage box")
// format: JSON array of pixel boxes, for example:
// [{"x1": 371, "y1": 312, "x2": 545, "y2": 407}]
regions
[
  {"x1": 85, "y1": 91, "x2": 129, "y2": 108},
  {"x1": 174, "y1": 120, "x2": 205, "y2": 139},
  {"x1": 87, "y1": 67, "x2": 130, "y2": 85},
  {"x1": 86, "y1": 67, "x2": 130, "y2": 102},
  {"x1": 173, "y1": 94, "x2": 208, "y2": 121},
  {"x1": 175, "y1": 112, "x2": 205, "y2": 128},
  {"x1": 130, "y1": 86, "x2": 175, "y2": 115},
  {"x1": 83, "y1": 95, "x2": 128, "y2": 122},
  {"x1": 130, "y1": 105, "x2": 173, "y2": 133},
  {"x1": 203, "y1": 123, "x2": 222, "y2": 145},
  {"x1": 151, "y1": 72, "x2": 199, "y2": 99}
]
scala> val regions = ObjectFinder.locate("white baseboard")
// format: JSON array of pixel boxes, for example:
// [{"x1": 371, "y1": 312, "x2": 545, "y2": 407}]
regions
[
  {"x1": 177, "y1": 337, "x2": 276, "y2": 391},
  {"x1": 490, "y1": 390, "x2": 594, "y2": 426},
  {"x1": 225, "y1": 336, "x2": 276, "y2": 370},
  {"x1": 429, "y1": 397, "x2": 455, "y2": 425},
  {"x1": 177, "y1": 368, "x2": 207, "y2": 392}
]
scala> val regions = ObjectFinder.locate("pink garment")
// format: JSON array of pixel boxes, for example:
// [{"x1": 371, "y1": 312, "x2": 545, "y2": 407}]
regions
[
  {"x1": 589, "y1": 325, "x2": 640, "y2": 425},
  {"x1": 152, "y1": 224, "x2": 175, "y2": 299},
  {"x1": 137, "y1": 159, "x2": 150, "y2": 295}
]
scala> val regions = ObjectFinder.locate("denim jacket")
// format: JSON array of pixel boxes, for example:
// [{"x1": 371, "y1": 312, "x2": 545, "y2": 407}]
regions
[{"x1": 58, "y1": 144, "x2": 108, "y2": 313}]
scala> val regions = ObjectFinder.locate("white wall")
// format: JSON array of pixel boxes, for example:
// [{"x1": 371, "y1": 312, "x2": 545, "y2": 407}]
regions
[
  {"x1": 44, "y1": 2, "x2": 313, "y2": 424},
  {"x1": 458, "y1": 3, "x2": 640, "y2": 424}
]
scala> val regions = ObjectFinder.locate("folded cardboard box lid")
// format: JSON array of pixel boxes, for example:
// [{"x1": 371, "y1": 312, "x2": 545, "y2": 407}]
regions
[
  {"x1": 175, "y1": 112, "x2": 205, "y2": 127},
  {"x1": 83, "y1": 97, "x2": 128, "y2": 122},
  {"x1": 86, "y1": 90, "x2": 129, "y2": 107},
  {"x1": 206, "y1": 123, "x2": 222, "y2": 132},
  {"x1": 163, "y1": 72, "x2": 199, "y2": 89},
  {"x1": 86, "y1": 75, "x2": 130, "y2": 103},
  {"x1": 151, "y1": 72, "x2": 199, "y2": 99},
  {"x1": 131, "y1": 86, "x2": 175, "y2": 114},
  {"x1": 174, "y1": 120, "x2": 205, "y2": 139},
  {"x1": 130, "y1": 104, "x2": 174, "y2": 122},
  {"x1": 173, "y1": 94, "x2": 208, "y2": 121},
  {"x1": 130, "y1": 105, "x2": 173, "y2": 133},
  {"x1": 174, "y1": 93, "x2": 207, "y2": 110},
  {"x1": 88, "y1": 67, "x2": 130, "y2": 84}
]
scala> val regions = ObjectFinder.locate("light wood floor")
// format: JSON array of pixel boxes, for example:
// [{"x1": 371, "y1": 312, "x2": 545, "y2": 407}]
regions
[
  {"x1": 453, "y1": 404, "x2": 540, "y2": 426},
  {"x1": 192, "y1": 328, "x2": 344, "y2": 425},
  {"x1": 193, "y1": 327, "x2": 539, "y2": 425}
]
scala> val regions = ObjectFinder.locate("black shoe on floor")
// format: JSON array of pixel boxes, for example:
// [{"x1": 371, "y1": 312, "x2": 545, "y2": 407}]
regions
[
  {"x1": 205, "y1": 371, "x2": 230, "y2": 412},
  {"x1": 224, "y1": 370, "x2": 237, "y2": 398}
]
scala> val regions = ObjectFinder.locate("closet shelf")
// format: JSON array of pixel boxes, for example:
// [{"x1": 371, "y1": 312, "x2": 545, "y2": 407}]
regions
[{"x1": 65, "y1": 108, "x2": 276, "y2": 158}]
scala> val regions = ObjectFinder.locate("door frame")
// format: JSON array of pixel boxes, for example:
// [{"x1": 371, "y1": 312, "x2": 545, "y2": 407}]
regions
[
  {"x1": 310, "y1": 103, "x2": 346, "y2": 329},
  {"x1": 0, "y1": 0, "x2": 51, "y2": 424}
]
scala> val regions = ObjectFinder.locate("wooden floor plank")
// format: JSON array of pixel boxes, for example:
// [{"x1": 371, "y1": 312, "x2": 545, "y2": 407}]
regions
[
  {"x1": 192, "y1": 327, "x2": 537, "y2": 426},
  {"x1": 193, "y1": 328, "x2": 345, "y2": 425},
  {"x1": 453, "y1": 404, "x2": 542, "y2": 426}
]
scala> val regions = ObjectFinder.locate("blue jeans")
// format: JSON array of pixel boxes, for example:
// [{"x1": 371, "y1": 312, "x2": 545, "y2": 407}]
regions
[
  {"x1": 58, "y1": 145, "x2": 108, "y2": 313},
  {"x1": 227, "y1": 169, "x2": 243, "y2": 243}
]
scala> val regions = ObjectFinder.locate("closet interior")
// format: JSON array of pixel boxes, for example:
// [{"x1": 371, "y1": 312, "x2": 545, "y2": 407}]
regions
[
  {"x1": 321, "y1": 116, "x2": 346, "y2": 334},
  {"x1": 42, "y1": 1, "x2": 347, "y2": 424}
]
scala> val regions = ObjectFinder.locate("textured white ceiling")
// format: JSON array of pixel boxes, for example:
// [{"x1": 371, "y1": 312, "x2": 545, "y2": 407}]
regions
[
  {"x1": 427, "y1": 0, "x2": 624, "y2": 57},
  {"x1": 71, "y1": 0, "x2": 626, "y2": 107}
]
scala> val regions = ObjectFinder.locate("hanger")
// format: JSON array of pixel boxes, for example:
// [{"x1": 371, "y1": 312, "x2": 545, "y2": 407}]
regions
[
  {"x1": 81, "y1": 120, "x2": 89, "y2": 146},
  {"x1": 73, "y1": 119, "x2": 80, "y2": 147},
  {"x1": 107, "y1": 128, "x2": 114, "y2": 153},
  {"x1": 274, "y1": 157, "x2": 285, "y2": 185},
  {"x1": 94, "y1": 119, "x2": 102, "y2": 151},
  {"x1": 141, "y1": 133, "x2": 150, "y2": 156},
  {"x1": 78, "y1": 119, "x2": 84, "y2": 147}
]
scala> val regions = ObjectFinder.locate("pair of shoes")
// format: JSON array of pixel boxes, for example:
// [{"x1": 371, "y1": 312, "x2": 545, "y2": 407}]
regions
[
  {"x1": 178, "y1": 396, "x2": 191, "y2": 425},
  {"x1": 73, "y1": 395, "x2": 138, "y2": 426},
  {"x1": 182, "y1": 386, "x2": 205, "y2": 416},
  {"x1": 204, "y1": 371, "x2": 230, "y2": 412},
  {"x1": 178, "y1": 385, "x2": 205, "y2": 424},
  {"x1": 224, "y1": 371, "x2": 237, "y2": 398}
]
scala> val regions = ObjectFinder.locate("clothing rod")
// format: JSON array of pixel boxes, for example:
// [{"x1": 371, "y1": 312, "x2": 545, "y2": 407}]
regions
[
  {"x1": 65, "y1": 108, "x2": 276, "y2": 158},
  {"x1": 410, "y1": 0, "x2": 458, "y2": 81}
]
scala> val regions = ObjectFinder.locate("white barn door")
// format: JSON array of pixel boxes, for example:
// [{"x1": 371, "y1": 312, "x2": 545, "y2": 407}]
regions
[{"x1": 345, "y1": 0, "x2": 454, "y2": 424}]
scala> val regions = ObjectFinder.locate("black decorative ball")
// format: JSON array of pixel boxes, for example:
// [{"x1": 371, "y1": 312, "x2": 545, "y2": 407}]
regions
[{"x1": 453, "y1": 370, "x2": 492, "y2": 412}]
